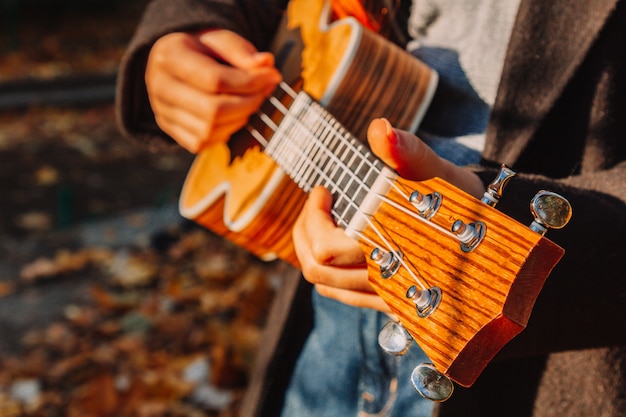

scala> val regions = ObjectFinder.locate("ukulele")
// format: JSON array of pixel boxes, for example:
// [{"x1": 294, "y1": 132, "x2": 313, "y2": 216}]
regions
[{"x1": 179, "y1": 0, "x2": 571, "y2": 401}]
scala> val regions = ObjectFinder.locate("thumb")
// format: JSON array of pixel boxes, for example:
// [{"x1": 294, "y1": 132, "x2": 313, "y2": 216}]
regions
[
  {"x1": 367, "y1": 118, "x2": 443, "y2": 181},
  {"x1": 196, "y1": 29, "x2": 275, "y2": 70},
  {"x1": 367, "y1": 118, "x2": 486, "y2": 198}
]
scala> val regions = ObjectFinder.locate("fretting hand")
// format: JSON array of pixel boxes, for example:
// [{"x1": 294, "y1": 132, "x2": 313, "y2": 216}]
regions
[
  {"x1": 145, "y1": 30, "x2": 282, "y2": 153},
  {"x1": 292, "y1": 118, "x2": 485, "y2": 312}
]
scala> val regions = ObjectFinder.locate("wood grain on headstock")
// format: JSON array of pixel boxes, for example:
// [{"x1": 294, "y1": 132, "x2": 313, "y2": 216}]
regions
[{"x1": 362, "y1": 176, "x2": 564, "y2": 387}]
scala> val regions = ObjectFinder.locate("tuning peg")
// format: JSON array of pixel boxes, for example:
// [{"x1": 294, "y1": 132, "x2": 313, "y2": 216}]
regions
[
  {"x1": 529, "y1": 191, "x2": 572, "y2": 236},
  {"x1": 406, "y1": 285, "x2": 441, "y2": 318},
  {"x1": 378, "y1": 320, "x2": 413, "y2": 356},
  {"x1": 481, "y1": 164, "x2": 517, "y2": 207},
  {"x1": 411, "y1": 363, "x2": 454, "y2": 402},
  {"x1": 370, "y1": 248, "x2": 402, "y2": 279},
  {"x1": 451, "y1": 219, "x2": 486, "y2": 252},
  {"x1": 410, "y1": 190, "x2": 442, "y2": 219}
]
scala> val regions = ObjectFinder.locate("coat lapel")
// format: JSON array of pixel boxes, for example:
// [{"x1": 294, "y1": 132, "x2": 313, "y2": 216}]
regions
[{"x1": 484, "y1": 0, "x2": 619, "y2": 164}]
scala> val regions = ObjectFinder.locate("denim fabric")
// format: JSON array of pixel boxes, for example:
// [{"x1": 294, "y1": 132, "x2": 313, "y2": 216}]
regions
[{"x1": 281, "y1": 291, "x2": 436, "y2": 417}]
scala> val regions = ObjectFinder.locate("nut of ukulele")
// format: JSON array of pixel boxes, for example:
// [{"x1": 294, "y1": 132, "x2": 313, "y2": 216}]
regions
[
  {"x1": 411, "y1": 363, "x2": 454, "y2": 402},
  {"x1": 529, "y1": 191, "x2": 573, "y2": 235}
]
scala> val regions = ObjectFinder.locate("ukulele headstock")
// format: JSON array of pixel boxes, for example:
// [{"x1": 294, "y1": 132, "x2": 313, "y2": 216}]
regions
[{"x1": 359, "y1": 165, "x2": 571, "y2": 400}]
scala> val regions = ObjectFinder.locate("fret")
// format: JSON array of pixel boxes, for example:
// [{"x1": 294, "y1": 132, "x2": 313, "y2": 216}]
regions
[
  {"x1": 296, "y1": 112, "x2": 334, "y2": 189},
  {"x1": 264, "y1": 91, "x2": 386, "y2": 227}
]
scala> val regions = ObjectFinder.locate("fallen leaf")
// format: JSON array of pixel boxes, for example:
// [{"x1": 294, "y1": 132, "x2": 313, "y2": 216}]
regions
[
  {"x1": 15, "y1": 211, "x2": 52, "y2": 232},
  {"x1": 34, "y1": 165, "x2": 60, "y2": 185},
  {"x1": 0, "y1": 281, "x2": 16, "y2": 297}
]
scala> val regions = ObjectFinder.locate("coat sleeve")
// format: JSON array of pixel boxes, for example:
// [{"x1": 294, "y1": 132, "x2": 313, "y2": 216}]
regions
[
  {"x1": 115, "y1": 0, "x2": 288, "y2": 151},
  {"x1": 471, "y1": 160, "x2": 626, "y2": 360},
  {"x1": 472, "y1": 0, "x2": 626, "y2": 358}
]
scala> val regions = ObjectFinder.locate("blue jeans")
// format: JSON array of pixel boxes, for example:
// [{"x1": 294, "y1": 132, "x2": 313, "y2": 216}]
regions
[{"x1": 281, "y1": 290, "x2": 435, "y2": 417}]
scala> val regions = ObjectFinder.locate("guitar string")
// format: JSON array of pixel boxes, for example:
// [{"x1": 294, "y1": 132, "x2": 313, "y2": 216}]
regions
[
  {"x1": 265, "y1": 97, "x2": 441, "y2": 290},
  {"x1": 250, "y1": 87, "x2": 437, "y2": 289},
  {"x1": 264, "y1": 84, "x2": 460, "y2": 242},
  {"x1": 246, "y1": 82, "x2": 463, "y2": 289},
  {"x1": 263, "y1": 87, "x2": 388, "y2": 226}
]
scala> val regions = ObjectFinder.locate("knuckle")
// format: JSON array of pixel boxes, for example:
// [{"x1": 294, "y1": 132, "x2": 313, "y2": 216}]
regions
[
  {"x1": 150, "y1": 34, "x2": 177, "y2": 64},
  {"x1": 205, "y1": 74, "x2": 227, "y2": 93},
  {"x1": 310, "y1": 240, "x2": 334, "y2": 265},
  {"x1": 315, "y1": 285, "x2": 333, "y2": 298},
  {"x1": 198, "y1": 124, "x2": 214, "y2": 145},
  {"x1": 300, "y1": 262, "x2": 323, "y2": 286}
]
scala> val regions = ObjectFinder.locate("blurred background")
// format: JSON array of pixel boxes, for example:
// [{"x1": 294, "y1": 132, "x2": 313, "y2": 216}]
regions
[{"x1": 0, "y1": 2, "x2": 278, "y2": 415}]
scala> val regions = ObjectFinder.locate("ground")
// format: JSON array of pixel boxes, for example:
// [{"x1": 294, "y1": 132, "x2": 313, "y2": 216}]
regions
[{"x1": 0, "y1": 2, "x2": 279, "y2": 415}]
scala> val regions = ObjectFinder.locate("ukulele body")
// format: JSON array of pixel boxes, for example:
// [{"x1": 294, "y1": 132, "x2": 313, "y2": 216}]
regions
[{"x1": 179, "y1": 0, "x2": 437, "y2": 264}]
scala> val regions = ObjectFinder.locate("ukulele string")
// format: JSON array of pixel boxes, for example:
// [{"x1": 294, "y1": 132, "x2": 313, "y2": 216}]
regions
[
  {"x1": 253, "y1": 84, "x2": 460, "y2": 242},
  {"x1": 249, "y1": 92, "x2": 433, "y2": 288},
  {"x1": 246, "y1": 83, "x2": 459, "y2": 288}
]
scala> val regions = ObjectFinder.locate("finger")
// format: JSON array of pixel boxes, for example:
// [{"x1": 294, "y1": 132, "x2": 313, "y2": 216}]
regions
[
  {"x1": 367, "y1": 117, "x2": 443, "y2": 180},
  {"x1": 155, "y1": 120, "x2": 205, "y2": 154},
  {"x1": 150, "y1": 32, "x2": 281, "y2": 96},
  {"x1": 300, "y1": 262, "x2": 373, "y2": 293},
  {"x1": 315, "y1": 285, "x2": 392, "y2": 313},
  {"x1": 295, "y1": 187, "x2": 366, "y2": 267},
  {"x1": 367, "y1": 118, "x2": 485, "y2": 198},
  {"x1": 155, "y1": 100, "x2": 254, "y2": 153},
  {"x1": 197, "y1": 29, "x2": 275, "y2": 69},
  {"x1": 150, "y1": 73, "x2": 267, "y2": 126}
]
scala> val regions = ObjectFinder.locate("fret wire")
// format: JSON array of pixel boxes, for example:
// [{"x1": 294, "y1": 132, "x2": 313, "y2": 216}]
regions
[
  {"x1": 335, "y1": 163, "x2": 363, "y2": 219},
  {"x1": 312, "y1": 113, "x2": 344, "y2": 186},
  {"x1": 286, "y1": 100, "x2": 310, "y2": 179},
  {"x1": 292, "y1": 108, "x2": 330, "y2": 187},
  {"x1": 306, "y1": 105, "x2": 347, "y2": 189},
  {"x1": 256, "y1": 91, "x2": 399, "y2": 230},
  {"x1": 253, "y1": 87, "x2": 385, "y2": 189},
  {"x1": 248, "y1": 88, "x2": 432, "y2": 240},
  {"x1": 264, "y1": 93, "x2": 297, "y2": 165},
  {"x1": 268, "y1": 119, "x2": 370, "y2": 220},
  {"x1": 292, "y1": 100, "x2": 319, "y2": 176},
  {"x1": 295, "y1": 101, "x2": 329, "y2": 187},
  {"x1": 271, "y1": 94, "x2": 309, "y2": 174},
  {"x1": 256, "y1": 93, "x2": 418, "y2": 243},
  {"x1": 262, "y1": 92, "x2": 386, "y2": 196}
]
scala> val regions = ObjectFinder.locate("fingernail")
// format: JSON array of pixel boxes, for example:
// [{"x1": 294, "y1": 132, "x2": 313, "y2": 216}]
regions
[
  {"x1": 253, "y1": 51, "x2": 274, "y2": 66},
  {"x1": 382, "y1": 118, "x2": 397, "y2": 144}
]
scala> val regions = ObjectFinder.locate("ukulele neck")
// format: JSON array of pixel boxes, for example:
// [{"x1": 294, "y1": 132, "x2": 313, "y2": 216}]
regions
[{"x1": 251, "y1": 84, "x2": 397, "y2": 236}]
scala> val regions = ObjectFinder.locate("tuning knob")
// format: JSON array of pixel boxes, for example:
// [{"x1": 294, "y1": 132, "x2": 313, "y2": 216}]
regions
[
  {"x1": 481, "y1": 164, "x2": 517, "y2": 207},
  {"x1": 370, "y1": 248, "x2": 402, "y2": 279},
  {"x1": 529, "y1": 191, "x2": 572, "y2": 236},
  {"x1": 378, "y1": 320, "x2": 413, "y2": 356},
  {"x1": 406, "y1": 285, "x2": 441, "y2": 318},
  {"x1": 411, "y1": 363, "x2": 454, "y2": 402}
]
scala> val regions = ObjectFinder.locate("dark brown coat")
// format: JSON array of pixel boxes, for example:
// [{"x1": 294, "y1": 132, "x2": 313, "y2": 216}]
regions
[{"x1": 116, "y1": 0, "x2": 626, "y2": 415}]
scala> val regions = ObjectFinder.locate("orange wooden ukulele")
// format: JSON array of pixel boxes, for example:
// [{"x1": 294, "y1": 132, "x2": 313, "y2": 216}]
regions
[{"x1": 179, "y1": 0, "x2": 571, "y2": 401}]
